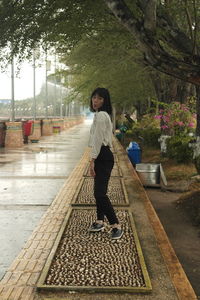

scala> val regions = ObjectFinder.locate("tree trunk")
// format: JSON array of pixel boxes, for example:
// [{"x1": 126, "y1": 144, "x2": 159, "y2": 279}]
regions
[
  {"x1": 191, "y1": 87, "x2": 200, "y2": 174},
  {"x1": 196, "y1": 87, "x2": 200, "y2": 136},
  {"x1": 104, "y1": 0, "x2": 200, "y2": 85}
]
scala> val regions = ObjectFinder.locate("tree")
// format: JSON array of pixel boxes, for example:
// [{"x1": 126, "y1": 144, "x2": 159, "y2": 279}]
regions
[
  {"x1": 1, "y1": 0, "x2": 200, "y2": 83},
  {"x1": 1, "y1": 2, "x2": 200, "y2": 137},
  {"x1": 104, "y1": 0, "x2": 200, "y2": 85},
  {"x1": 0, "y1": 1, "x2": 110, "y2": 64},
  {"x1": 60, "y1": 25, "x2": 155, "y2": 114},
  {"x1": 1, "y1": 1, "x2": 199, "y2": 101},
  {"x1": 103, "y1": 0, "x2": 200, "y2": 169}
]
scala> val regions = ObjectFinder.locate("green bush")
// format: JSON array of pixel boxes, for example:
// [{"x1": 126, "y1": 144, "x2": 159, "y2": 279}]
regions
[
  {"x1": 142, "y1": 127, "x2": 161, "y2": 147},
  {"x1": 129, "y1": 127, "x2": 160, "y2": 148},
  {"x1": 166, "y1": 136, "x2": 193, "y2": 163}
]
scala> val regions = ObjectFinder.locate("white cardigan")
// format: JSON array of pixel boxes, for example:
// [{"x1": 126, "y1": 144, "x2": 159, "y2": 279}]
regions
[{"x1": 88, "y1": 111, "x2": 113, "y2": 159}]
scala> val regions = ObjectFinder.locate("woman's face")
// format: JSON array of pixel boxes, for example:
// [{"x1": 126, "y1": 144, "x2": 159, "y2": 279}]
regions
[{"x1": 92, "y1": 94, "x2": 104, "y2": 111}]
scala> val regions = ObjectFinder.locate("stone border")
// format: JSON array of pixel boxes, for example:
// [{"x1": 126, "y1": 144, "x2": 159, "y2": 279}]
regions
[
  {"x1": 71, "y1": 177, "x2": 129, "y2": 207},
  {"x1": 113, "y1": 138, "x2": 198, "y2": 300},
  {"x1": 83, "y1": 162, "x2": 123, "y2": 177},
  {"x1": 37, "y1": 207, "x2": 152, "y2": 294}
]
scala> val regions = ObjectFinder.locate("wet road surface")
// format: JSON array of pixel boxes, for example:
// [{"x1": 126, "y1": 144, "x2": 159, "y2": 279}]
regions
[{"x1": 0, "y1": 119, "x2": 91, "y2": 279}]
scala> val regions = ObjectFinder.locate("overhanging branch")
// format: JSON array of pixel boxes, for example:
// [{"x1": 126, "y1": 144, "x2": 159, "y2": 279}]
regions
[{"x1": 104, "y1": 0, "x2": 200, "y2": 86}]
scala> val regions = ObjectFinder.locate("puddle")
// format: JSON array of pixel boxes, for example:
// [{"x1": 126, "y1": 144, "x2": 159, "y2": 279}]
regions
[{"x1": 30, "y1": 146, "x2": 67, "y2": 153}]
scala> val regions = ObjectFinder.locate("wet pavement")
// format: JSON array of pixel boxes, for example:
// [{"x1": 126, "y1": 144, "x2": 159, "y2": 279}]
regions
[{"x1": 0, "y1": 119, "x2": 91, "y2": 280}]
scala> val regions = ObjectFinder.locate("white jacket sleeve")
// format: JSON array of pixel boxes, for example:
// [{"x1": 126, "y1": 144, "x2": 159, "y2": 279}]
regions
[{"x1": 90, "y1": 112, "x2": 107, "y2": 159}]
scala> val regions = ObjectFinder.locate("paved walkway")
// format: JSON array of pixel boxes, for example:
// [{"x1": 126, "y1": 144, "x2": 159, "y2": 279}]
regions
[
  {"x1": 0, "y1": 120, "x2": 91, "y2": 281},
  {"x1": 0, "y1": 120, "x2": 197, "y2": 300}
]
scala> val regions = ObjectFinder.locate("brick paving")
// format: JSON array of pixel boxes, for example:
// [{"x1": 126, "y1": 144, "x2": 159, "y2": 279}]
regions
[{"x1": 0, "y1": 148, "x2": 90, "y2": 300}]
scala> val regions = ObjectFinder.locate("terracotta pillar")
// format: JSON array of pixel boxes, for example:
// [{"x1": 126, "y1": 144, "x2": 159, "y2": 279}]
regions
[
  {"x1": 5, "y1": 122, "x2": 23, "y2": 148},
  {"x1": 42, "y1": 119, "x2": 53, "y2": 136},
  {"x1": 29, "y1": 120, "x2": 41, "y2": 142}
]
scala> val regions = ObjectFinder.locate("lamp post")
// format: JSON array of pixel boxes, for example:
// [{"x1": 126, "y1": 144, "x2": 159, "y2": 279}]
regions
[
  {"x1": 11, "y1": 57, "x2": 15, "y2": 121},
  {"x1": 54, "y1": 51, "x2": 57, "y2": 117},
  {"x1": 45, "y1": 49, "x2": 49, "y2": 118},
  {"x1": 33, "y1": 49, "x2": 36, "y2": 120}
]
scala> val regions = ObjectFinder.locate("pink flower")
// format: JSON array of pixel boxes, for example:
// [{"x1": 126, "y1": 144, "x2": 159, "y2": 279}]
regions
[
  {"x1": 163, "y1": 115, "x2": 170, "y2": 122},
  {"x1": 154, "y1": 115, "x2": 162, "y2": 119},
  {"x1": 161, "y1": 125, "x2": 169, "y2": 129},
  {"x1": 177, "y1": 121, "x2": 184, "y2": 126},
  {"x1": 182, "y1": 107, "x2": 189, "y2": 111},
  {"x1": 188, "y1": 122, "x2": 195, "y2": 128}
]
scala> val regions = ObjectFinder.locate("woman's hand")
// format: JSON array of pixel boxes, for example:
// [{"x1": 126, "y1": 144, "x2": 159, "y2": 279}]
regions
[{"x1": 90, "y1": 160, "x2": 96, "y2": 177}]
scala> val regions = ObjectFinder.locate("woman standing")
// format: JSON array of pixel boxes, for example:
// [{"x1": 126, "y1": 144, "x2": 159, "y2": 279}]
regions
[{"x1": 88, "y1": 87, "x2": 123, "y2": 240}]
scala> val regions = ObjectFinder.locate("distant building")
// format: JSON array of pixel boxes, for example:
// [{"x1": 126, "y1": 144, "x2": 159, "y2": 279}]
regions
[{"x1": 0, "y1": 99, "x2": 11, "y2": 104}]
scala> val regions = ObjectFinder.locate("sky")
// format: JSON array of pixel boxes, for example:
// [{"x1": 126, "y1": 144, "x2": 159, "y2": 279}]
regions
[{"x1": 0, "y1": 61, "x2": 46, "y2": 100}]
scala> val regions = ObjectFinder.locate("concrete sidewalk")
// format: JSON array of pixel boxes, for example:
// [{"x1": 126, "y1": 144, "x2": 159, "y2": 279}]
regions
[
  {"x1": 0, "y1": 120, "x2": 90, "y2": 281},
  {"x1": 0, "y1": 122, "x2": 197, "y2": 300}
]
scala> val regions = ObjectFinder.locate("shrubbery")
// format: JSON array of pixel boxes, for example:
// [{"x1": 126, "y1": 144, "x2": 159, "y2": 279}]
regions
[
  {"x1": 116, "y1": 105, "x2": 196, "y2": 165},
  {"x1": 126, "y1": 126, "x2": 160, "y2": 148},
  {"x1": 166, "y1": 136, "x2": 193, "y2": 163},
  {"x1": 154, "y1": 102, "x2": 196, "y2": 136}
]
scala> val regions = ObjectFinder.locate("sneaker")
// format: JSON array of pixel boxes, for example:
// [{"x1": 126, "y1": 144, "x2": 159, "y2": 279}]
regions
[
  {"x1": 111, "y1": 228, "x2": 123, "y2": 240},
  {"x1": 89, "y1": 222, "x2": 105, "y2": 232}
]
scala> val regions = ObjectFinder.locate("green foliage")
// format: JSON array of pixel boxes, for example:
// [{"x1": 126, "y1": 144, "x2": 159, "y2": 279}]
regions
[
  {"x1": 166, "y1": 136, "x2": 193, "y2": 163},
  {"x1": 1, "y1": 0, "x2": 200, "y2": 125},
  {"x1": 133, "y1": 127, "x2": 161, "y2": 148},
  {"x1": 154, "y1": 101, "x2": 196, "y2": 136},
  {"x1": 61, "y1": 29, "x2": 156, "y2": 109},
  {"x1": 123, "y1": 113, "x2": 161, "y2": 147},
  {"x1": 127, "y1": 124, "x2": 160, "y2": 148},
  {"x1": 137, "y1": 113, "x2": 160, "y2": 129},
  {"x1": 0, "y1": 1, "x2": 110, "y2": 64}
]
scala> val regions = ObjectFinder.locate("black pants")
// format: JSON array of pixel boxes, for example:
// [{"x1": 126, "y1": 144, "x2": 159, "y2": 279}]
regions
[{"x1": 94, "y1": 146, "x2": 119, "y2": 225}]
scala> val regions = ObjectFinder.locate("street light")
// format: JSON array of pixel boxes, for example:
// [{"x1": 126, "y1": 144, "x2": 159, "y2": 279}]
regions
[
  {"x1": 33, "y1": 49, "x2": 36, "y2": 120},
  {"x1": 11, "y1": 57, "x2": 15, "y2": 121},
  {"x1": 45, "y1": 49, "x2": 51, "y2": 118}
]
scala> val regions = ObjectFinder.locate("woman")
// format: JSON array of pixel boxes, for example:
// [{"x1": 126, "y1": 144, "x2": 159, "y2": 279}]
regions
[{"x1": 88, "y1": 87, "x2": 123, "y2": 240}]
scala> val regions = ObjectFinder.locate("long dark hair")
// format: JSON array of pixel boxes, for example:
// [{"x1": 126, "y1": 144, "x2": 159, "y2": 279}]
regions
[{"x1": 90, "y1": 87, "x2": 112, "y2": 115}]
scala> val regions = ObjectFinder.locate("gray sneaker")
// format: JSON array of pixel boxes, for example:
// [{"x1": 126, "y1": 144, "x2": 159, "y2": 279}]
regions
[
  {"x1": 111, "y1": 228, "x2": 123, "y2": 240},
  {"x1": 89, "y1": 222, "x2": 105, "y2": 232}
]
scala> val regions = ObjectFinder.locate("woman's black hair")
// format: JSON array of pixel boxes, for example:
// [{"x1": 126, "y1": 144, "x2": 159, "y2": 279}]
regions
[{"x1": 90, "y1": 87, "x2": 112, "y2": 115}]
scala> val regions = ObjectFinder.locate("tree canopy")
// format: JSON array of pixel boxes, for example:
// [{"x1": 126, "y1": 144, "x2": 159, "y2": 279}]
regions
[
  {"x1": 1, "y1": 0, "x2": 200, "y2": 87},
  {"x1": 104, "y1": 0, "x2": 200, "y2": 85},
  {"x1": 1, "y1": 0, "x2": 200, "y2": 118},
  {"x1": 60, "y1": 20, "x2": 155, "y2": 111}
]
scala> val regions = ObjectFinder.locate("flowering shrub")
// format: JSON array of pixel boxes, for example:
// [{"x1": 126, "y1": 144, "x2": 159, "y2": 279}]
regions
[{"x1": 154, "y1": 102, "x2": 196, "y2": 136}]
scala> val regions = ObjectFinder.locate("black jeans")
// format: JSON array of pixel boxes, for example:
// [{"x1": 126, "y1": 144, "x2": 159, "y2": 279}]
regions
[{"x1": 94, "y1": 146, "x2": 119, "y2": 225}]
